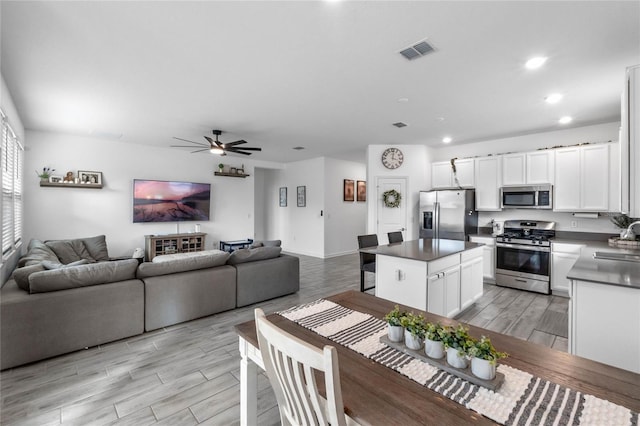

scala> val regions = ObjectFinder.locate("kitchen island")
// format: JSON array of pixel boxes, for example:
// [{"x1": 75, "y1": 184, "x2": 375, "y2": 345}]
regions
[
  {"x1": 361, "y1": 238, "x2": 484, "y2": 317},
  {"x1": 567, "y1": 245, "x2": 640, "y2": 373}
]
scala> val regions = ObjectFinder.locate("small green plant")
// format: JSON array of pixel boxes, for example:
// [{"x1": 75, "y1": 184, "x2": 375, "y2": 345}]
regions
[
  {"x1": 441, "y1": 324, "x2": 475, "y2": 356},
  {"x1": 425, "y1": 322, "x2": 447, "y2": 341},
  {"x1": 611, "y1": 214, "x2": 638, "y2": 229},
  {"x1": 35, "y1": 167, "x2": 55, "y2": 179},
  {"x1": 383, "y1": 305, "x2": 406, "y2": 327},
  {"x1": 218, "y1": 163, "x2": 224, "y2": 170},
  {"x1": 400, "y1": 312, "x2": 426, "y2": 339},
  {"x1": 467, "y1": 336, "x2": 508, "y2": 365}
]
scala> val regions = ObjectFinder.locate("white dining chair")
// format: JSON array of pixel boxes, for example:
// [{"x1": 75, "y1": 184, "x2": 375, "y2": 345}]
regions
[{"x1": 254, "y1": 308, "x2": 352, "y2": 426}]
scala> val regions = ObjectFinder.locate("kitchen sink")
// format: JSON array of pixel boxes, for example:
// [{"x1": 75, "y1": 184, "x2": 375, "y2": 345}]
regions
[{"x1": 593, "y1": 251, "x2": 640, "y2": 262}]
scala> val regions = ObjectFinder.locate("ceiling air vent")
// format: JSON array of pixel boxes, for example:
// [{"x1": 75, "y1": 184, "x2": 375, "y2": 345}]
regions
[
  {"x1": 399, "y1": 39, "x2": 436, "y2": 60},
  {"x1": 393, "y1": 122, "x2": 408, "y2": 128},
  {"x1": 292, "y1": 146, "x2": 305, "y2": 150}
]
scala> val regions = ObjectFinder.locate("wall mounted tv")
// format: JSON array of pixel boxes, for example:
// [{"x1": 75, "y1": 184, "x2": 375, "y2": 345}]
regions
[{"x1": 133, "y1": 179, "x2": 211, "y2": 223}]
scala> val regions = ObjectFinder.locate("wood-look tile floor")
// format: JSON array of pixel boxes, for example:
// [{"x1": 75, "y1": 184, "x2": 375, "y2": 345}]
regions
[{"x1": 0, "y1": 253, "x2": 568, "y2": 425}]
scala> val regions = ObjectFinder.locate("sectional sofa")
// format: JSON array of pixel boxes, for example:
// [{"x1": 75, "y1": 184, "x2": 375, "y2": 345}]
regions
[{"x1": 0, "y1": 236, "x2": 299, "y2": 370}]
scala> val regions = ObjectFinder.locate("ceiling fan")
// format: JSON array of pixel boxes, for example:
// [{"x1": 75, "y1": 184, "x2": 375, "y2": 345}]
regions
[{"x1": 171, "y1": 130, "x2": 262, "y2": 156}]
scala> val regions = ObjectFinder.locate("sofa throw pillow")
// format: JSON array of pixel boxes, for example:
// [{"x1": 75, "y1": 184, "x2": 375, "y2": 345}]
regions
[
  {"x1": 227, "y1": 246, "x2": 282, "y2": 265},
  {"x1": 28, "y1": 259, "x2": 138, "y2": 293},
  {"x1": 17, "y1": 239, "x2": 59, "y2": 267},
  {"x1": 80, "y1": 235, "x2": 110, "y2": 261},
  {"x1": 250, "y1": 240, "x2": 281, "y2": 248},
  {"x1": 41, "y1": 259, "x2": 91, "y2": 270},
  {"x1": 12, "y1": 264, "x2": 46, "y2": 291},
  {"x1": 45, "y1": 240, "x2": 84, "y2": 264},
  {"x1": 137, "y1": 251, "x2": 231, "y2": 278}
]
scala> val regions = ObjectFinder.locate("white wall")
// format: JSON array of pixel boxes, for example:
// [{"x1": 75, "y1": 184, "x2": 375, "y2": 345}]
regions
[
  {"x1": 431, "y1": 122, "x2": 622, "y2": 234},
  {"x1": 253, "y1": 167, "x2": 266, "y2": 241},
  {"x1": 24, "y1": 130, "x2": 281, "y2": 256},
  {"x1": 366, "y1": 145, "x2": 432, "y2": 242}
]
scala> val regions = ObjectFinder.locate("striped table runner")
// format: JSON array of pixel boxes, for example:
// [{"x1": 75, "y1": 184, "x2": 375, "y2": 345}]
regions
[{"x1": 278, "y1": 299, "x2": 639, "y2": 426}]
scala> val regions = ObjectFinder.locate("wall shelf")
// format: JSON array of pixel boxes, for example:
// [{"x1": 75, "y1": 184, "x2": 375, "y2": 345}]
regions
[
  {"x1": 39, "y1": 181, "x2": 103, "y2": 189},
  {"x1": 214, "y1": 172, "x2": 250, "y2": 178}
]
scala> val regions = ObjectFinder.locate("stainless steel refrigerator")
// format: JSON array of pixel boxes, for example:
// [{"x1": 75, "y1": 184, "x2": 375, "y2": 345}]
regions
[{"x1": 419, "y1": 189, "x2": 478, "y2": 240}]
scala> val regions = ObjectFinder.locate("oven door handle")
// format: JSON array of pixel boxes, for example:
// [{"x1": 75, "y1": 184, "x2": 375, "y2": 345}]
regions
[{"x1": 496, "y1": 243, "x2": 550, "y2": 252}]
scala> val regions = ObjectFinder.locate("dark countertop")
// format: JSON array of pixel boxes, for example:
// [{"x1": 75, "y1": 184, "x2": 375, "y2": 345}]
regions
[
  {"x1": 567, "y1": 245, "x2": 640, "y2": 289},
  {"x1": 360, "y1": 238, "x2": 483, "y2": 262}
]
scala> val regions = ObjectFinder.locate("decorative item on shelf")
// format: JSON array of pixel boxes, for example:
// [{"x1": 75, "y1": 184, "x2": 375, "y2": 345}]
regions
[
  {"x1": 36, "y1": 167, "x2": 55, "y2": 181},
  {"x1": 450, "y1": 158, "x2": 462, "y2": 189},
  {"x1": 78, "y1": 170, "x2": 102, "y2": 185},
  {"x1": 383, "y1": 305, "x2": 406, "y2": 343},
  {"x1": 343, "y1": 179, "x2": 355, "y2": 202},
  {"x1": 441, "y1": 324, "x2": 474, "y2": 369},
  {"x1": 230, "y1": 167, "x2": 237, "y2": 174},
  {"x1": 356, "y1": 180, "x2": 366, "y2": 202},
  {"x1": 218, "y1": 163, "x2": 224, "y2": 173},
  {"x1": 237, "y1": 164, "x2": 245, "y2": 174},
  {"x1": 400, "y1": 312, "x2": 426, "y2": 350},
  {"x1": 382, "y1": 189, "x2": 401, "y2": 208},
  {"x1": 63, "y1": 171, "x2": 74, "y2": 182},
  {"x1": 48, "y1": 175, "x2": 63, "y2": 183},
  {"x1": 424, "y1": 322, "x2": 446, "y2": 359},
  {"x1": 468, "y1": 336, "x2": 508, "y2": 380}
]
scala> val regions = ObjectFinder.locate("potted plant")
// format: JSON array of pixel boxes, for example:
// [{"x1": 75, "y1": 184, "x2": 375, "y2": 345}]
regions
[
  {"x1": 35, "y1": 167, "x2": 55, "y2": 181},
  {"x1": 441, "y1": 324, "x2": 475, "y2": 369},
  {"x1": 467, "y1": 336, "x2": 508, "y2": 380},
  {"x1": 400, "y1": 312, "x2": 426, "y2": 350},
  {"x1": 218, "y1": 163, "x2": 224, "y2": 173},
  {"x1": 383, "y1": 305, "x2": 406, "y2": 343},
  {"x1": 611, "y1": 214, "x2": 639, "y2": 239},
  {"x1": 424, "y1": 322, "x2": 446, "y2": 359}
]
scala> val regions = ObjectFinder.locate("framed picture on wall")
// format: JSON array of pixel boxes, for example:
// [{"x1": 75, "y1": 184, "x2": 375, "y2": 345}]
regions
[
  {"x1": 78, "y1": 170, "x2": 102, "y2": 185},
  {"x1": 279, "y1": 187, "x2": 287, "y2": 207},
  {"x1": 343, "y1": 179, "x2": 355, "y2": 201},
  {"x1": 357, "y1": 180, "x2": 366, "y2": 202},
  {"x1": 297, "y1": 186, "x2": 306, "y2": 207}
]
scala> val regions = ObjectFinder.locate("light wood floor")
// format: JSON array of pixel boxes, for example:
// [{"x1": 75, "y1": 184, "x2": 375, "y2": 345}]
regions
[{"x1": 0, "y1": 253, "x2": 568, "y2": 425}]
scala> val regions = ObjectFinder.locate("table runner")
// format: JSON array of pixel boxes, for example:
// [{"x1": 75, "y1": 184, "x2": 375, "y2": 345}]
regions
[{"x1": 278, "y1": 299, "x2": 639, "y2": 426}]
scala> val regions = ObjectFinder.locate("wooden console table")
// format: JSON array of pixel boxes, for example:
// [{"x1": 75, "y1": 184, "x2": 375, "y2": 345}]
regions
[{"x1": 144, "y1": 232, "x2": 206, "y2": 261}]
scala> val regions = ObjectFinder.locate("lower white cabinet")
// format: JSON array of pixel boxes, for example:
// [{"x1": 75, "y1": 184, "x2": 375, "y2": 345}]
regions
[
  {"x1": 570, "y1": 279, "x2": 640, "y2": 373},
  {"x1": 551, "y1": 242, "x2": 585, "y2": 295},
  {"x1": 469, "y1": 235, "x2": 496, "y2": 283},
  {"x1": 375, "y1": 251, "x2": 483, "y2": 318}
]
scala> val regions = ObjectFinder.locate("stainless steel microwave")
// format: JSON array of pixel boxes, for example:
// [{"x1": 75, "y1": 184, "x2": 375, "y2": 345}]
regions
[{"x1": 500, "y1": 184, "x2": 553, "y2": 209}]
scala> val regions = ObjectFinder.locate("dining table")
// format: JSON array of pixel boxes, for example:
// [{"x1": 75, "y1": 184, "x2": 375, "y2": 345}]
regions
[{"x1": 234, "y1": 290, "x2": 640, "y2": 425}]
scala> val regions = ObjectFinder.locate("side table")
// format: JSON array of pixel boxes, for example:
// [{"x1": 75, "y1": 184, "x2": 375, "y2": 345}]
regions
[{"x1": 220, "y1": 239, "x2": 254, "y2": 253}]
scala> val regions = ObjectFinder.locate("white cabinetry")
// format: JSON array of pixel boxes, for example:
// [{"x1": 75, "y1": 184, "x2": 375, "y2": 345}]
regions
[
  {"x1": 474, "y1": 156, "x2": 502, "y2": 211},
  {"x1": 431, "y1": 159, "x2": 474, "y2": 189},
  {"x1": 469, "y1": 235, "x2": 495, "y2": 283},
  {"x1": 502, "y1": 153, "x2": 526, "y2": 186},
  {"x1": 526, "y1": 150, "x2": 555, "y2": 184},
  {"x1": 460, "y1": 248, "x2": 484, "y2": 311},
  {"x1": 554, "y1": 144, "x2": 609, "y2": 212},
  {"x1": 570, "y1": 280, "x2": 640, "y2": 373},
  {"x1": 376, "y1": 255, "x2": 428, "y2": 311},
  {"x1": 551, "y1": 242, "x2": 584, "y2": 295},
  {"x1": 428, "y1": 264, "x2": 460, "y2": 317}
]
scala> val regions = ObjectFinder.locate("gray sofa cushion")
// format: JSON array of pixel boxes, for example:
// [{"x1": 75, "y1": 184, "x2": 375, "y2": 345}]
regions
[
  {"x1": 78, "y1": 235, "x2": 110, "y2": 261},
  {"x1": 17, "y1": 239, "x2": 59, "y2": 267},
  {"x1": 28, "y1": 259, "x2": 139, "y2": 293},
  {"x1": 42, "y1": 259, "x2": 91, "y2": 270},
  {"x1": 12, "y1": 264, "x2": 46, "y2": 291},
  {"x1": 227, "y1": 247, "x2": 282, "y2": 265},
  {"x1": 45, "y1": 240, "x2": 84, "y2": 264},
  {"x1": 249, "y1": 239, "x2": 282, "y2": 248},
  {"x1": 137, "y1": 251, "x2": 230, "y2": 278},
  {"x1": 235, "y1": 254, "x2": 300, "y2": 307},
  {"x1": 152, "y1": 249, "x2": 226, "y2": 263}
]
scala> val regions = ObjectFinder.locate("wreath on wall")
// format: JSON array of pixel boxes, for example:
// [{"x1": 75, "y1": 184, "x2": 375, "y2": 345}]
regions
[{"x1": 382, "y1": 189, "x2": 402, "y2": 208}]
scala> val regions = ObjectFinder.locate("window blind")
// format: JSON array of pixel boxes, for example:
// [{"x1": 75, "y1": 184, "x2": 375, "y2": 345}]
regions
[{"x1": 1, "y1": 110, "x2": 23, "y2": 258}]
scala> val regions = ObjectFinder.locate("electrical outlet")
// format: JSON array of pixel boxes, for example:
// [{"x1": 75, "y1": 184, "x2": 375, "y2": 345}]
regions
[{"x1": 571, "y1": 220, "x2": 578, "y2": 228}]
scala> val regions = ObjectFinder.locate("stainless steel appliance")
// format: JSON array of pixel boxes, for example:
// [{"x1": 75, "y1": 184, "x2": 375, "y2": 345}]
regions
[
  {"x1": 419, "y1": 189, "x2": 478, "y2": 241},
  {"x1": 495, "y1": 220, "x2": 555, "y2": 294},
  {"x1": 501, "y1": 184, "x2": 553, "y2": 209}
]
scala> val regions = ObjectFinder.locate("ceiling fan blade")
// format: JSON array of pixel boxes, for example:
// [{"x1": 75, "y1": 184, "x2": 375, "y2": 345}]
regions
[
  {"x1": 191, "y1": 148, "x2": 210, "y2": 153},
  {"x1": 204, "y1": 136, "x2": 222, "y2": 148},
  {"x1": 171, "y1": 145, "x2": 207, "y2": 148},
  {"x1": 227, "y1": 147, "x2": 262, "y2": 151},
  {"x1": 172, "y1": 137, "x2": 207, "y2": 146},
  {"x1": 224, "y1": 140, "x2": 247, "y2": 147},
  {"x1": 227, "y1": 150, "x2": 252, "y2": 155}
]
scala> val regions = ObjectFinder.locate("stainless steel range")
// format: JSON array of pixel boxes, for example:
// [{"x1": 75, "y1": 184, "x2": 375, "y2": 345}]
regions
[{"x1": 495, "y1": 220, "x2": 555, "y2": 294}]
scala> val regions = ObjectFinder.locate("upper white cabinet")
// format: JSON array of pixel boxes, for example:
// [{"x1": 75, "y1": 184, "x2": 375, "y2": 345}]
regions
[
  {"x1": 526, "y1": 150, "x2": 555, "y2": 184},
  {"x1": 431, "y1": 159, "x2": 474, "y2": 189},
  {"x1": 502, "y1": 151, "x2": 555, "y2": 186},
  {"x1": 554, "y1": 144, "x2": 609, "y2": 212},
  {"x1": 474, "y1": 156, "x2": 502, "y2": 211}
]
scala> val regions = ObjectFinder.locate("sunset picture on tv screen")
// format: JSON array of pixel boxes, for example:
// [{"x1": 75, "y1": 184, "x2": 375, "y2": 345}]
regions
[{"x1": 133, "y1": 180, "x2": 210, "y2": 223}]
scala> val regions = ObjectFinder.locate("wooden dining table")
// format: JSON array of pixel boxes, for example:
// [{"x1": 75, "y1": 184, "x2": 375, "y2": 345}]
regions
[{"x1": 234, "y1": 290, "x2": 640, "y2": 425}]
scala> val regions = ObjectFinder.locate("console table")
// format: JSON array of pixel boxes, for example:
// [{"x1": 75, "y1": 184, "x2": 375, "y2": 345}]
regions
[
  {"x1": 219, "y1": 239, "x2": 253, "y2": 253},
  {"x1": 144, "y1": 233, "x2": 206, "y2": 261}
]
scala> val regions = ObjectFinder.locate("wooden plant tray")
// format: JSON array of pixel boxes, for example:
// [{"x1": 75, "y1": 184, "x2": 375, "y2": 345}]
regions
[
  {"x1": 380, "y1": 335, "x2": 505, "y2": 392},
  {"x1": 608, "y1": 237, "x2": 640, "y2": 248}
]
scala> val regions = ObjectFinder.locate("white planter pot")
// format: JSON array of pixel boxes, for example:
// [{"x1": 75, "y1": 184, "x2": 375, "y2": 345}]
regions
[
  {"x1": 387, "y1": 324, "x2": 404, "y2": 342},
  {"x1": 471, "y1": 357, "x2": 497, "y2": 380},
  {"x1": 446, "y1": 347, "x2": 468, "y2": 369},
  {"x1": 404, "y1": 330, "x2": 423, "y2": 350},
  {"x1": 425, "y1": 339, "x2": 445, "y2": 359}
]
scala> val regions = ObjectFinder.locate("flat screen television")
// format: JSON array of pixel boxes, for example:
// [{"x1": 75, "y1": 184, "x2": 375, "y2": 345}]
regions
[{"x1": 133, "y1": 179, "x2": 210, "y2": 223}]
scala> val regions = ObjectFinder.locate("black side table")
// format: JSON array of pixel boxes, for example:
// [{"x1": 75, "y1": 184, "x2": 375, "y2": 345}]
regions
[{"x1": 220, "y1": 239, "x2": 254, "y2": 253}]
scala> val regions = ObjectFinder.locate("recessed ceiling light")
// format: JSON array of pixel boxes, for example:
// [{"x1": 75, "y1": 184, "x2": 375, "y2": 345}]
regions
[
  {"x1": 442, "y1": 137, "x2": 452, "y2": 144},
  {"x1": 525, "y1": 57, "x2": 547, "y2": 70},
  {"x1": 397, "y1": 98, "x2": 409, "y2": 103},
  {"x1": 435, "y1": 117, "x2": 445, "y2": 122},
  {"x1": 558, "y1": 116, "x2": 572, "y2": 124},
  {"x1": 545, "y1": 93, "x2": 563, "y2": 104}
]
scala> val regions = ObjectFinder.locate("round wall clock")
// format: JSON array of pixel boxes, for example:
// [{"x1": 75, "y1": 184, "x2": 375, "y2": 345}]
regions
[{"x1": 381, "y1": 147, "x2": 404, "y2": 169}]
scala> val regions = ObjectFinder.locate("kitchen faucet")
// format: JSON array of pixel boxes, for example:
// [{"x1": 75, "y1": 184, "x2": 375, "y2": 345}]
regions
[{"x1": 622, "y1": 220, "x2": 640, "y2": 240}]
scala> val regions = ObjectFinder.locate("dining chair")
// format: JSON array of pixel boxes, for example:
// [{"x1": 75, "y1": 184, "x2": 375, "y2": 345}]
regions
[
  {"x1": 387, "y1": 231, "x2": 403, "y2": 244},
  {"x1": 357, "y1": 234, "x2": 378, "y2": 292},
  {"x1": 254, "y1": 308, "x2": 350, "y2": 426}
]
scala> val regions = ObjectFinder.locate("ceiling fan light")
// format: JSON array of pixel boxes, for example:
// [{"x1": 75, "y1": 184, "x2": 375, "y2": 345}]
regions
[{"x1": 210, "y1": 148, "x2": 225, "y2": 155}]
